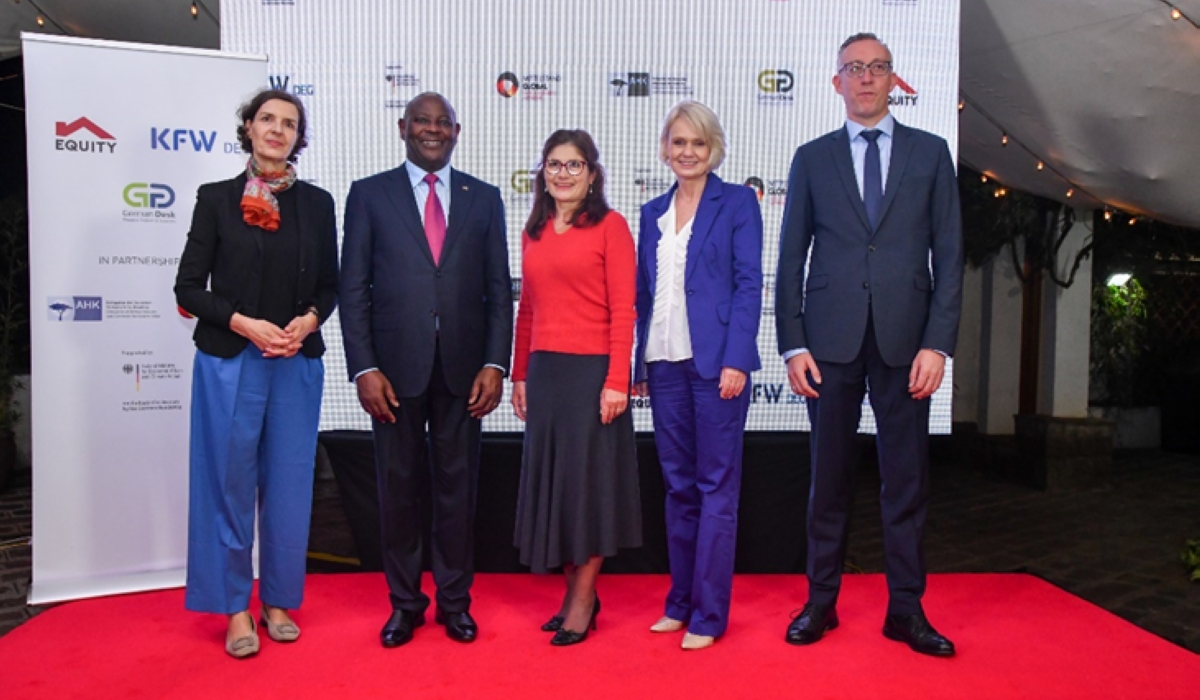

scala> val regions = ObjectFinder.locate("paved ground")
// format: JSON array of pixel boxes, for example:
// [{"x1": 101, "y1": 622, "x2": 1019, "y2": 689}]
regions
[{"x1": 2, "y1": 447, "x2": 1197, "y2": 651}]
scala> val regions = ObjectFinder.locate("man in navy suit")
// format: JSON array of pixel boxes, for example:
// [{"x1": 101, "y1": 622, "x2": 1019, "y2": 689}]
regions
[
  {"x1": 775, "y1": 34, "x2": 963, "y2": 656},
  {"x1": 339, "y1": 92, "x2": 513, "y2": 648}
]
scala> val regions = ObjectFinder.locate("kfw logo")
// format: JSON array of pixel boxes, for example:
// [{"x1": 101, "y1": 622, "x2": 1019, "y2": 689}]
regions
[
  {"x1": 151, "y1": 127, "x2": 218, "y2": 152},
  {"x1": 47, "y1": 296, "x2": 102, "y2": 322},
  {"x1": 123, "y1": 183, "x2": 175, "y2": 208},
  {"x1": 269, "y1": 75, "x2": 315, "y2": 96}
]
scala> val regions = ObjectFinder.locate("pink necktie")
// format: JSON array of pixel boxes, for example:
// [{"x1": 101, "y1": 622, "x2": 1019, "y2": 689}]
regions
[{"x1": 423, "y1": 173, "x2": 446, "y2": 264}]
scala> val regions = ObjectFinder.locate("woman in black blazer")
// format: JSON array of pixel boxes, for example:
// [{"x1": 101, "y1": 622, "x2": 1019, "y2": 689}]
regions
[{"x1": 174, "y1": 89, "x2": 338, "y2": 659}]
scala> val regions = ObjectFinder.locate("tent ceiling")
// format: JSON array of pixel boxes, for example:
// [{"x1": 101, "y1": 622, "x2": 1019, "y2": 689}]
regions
[{"x1": 3, "y1": 1, "x2": 1198, "y2": 228}]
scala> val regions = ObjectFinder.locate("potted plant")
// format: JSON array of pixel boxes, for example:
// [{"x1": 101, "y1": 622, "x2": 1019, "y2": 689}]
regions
[{"x1": 1088, "y1": 277, "x2": 1159, "y2": 448}]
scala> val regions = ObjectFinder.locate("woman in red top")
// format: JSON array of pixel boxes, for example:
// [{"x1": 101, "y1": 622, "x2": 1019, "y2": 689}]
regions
[{"x1": 511, "y1": 129, "x2": 642, "y2": 646}]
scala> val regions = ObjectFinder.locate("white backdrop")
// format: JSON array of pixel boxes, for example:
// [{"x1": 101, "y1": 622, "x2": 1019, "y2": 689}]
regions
[
  {"x1": 24, "y1": 34, "x2": 265, "y2": 603},
  {"x1": 223, "y1": 0, "x2": 961, "y2": 434}
]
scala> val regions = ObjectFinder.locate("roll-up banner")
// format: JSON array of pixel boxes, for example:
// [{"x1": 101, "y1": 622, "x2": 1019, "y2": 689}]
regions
[{"x1": 24, "y1": 33, "x2": 266, "y2": 604}]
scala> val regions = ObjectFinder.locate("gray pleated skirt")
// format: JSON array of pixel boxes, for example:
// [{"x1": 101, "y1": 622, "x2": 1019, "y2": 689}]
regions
[{"x1": 514, "y1": 352, "x2": 642, "y2": 573}]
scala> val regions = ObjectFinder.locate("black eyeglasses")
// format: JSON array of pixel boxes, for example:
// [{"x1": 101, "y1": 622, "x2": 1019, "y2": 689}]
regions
[
  {"x1": 543, "y1": 159, "x2": 587, "y2": 176},
  {"x1": 838, "y1": 61, "x2": 893, "y2": 79}
]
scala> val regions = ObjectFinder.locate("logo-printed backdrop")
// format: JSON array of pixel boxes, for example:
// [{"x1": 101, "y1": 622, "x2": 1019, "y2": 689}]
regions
[
  {"x1": 24, "y1": 34, "x2": 266, "y2": 603},
  {"x1": 222, "y1": 0, "x2": 960, "y2": 433}
]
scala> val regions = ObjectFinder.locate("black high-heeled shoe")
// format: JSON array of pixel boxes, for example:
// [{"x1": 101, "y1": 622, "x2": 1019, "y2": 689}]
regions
[
  {"x1": 550, "y1": 596, "x2": 600, "y2": 646},
  {"x1": 543, "y1": 594, "x2": 600, "y2": 632}
]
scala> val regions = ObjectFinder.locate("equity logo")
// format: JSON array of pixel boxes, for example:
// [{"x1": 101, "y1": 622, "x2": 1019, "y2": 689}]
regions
[
  {"x1": 269, "y1": 74, "x2": 315, "y2": 97},
  {"x1": 496, "y1": 72, "x2": 519, "y2": 98},
  {"x1": 55, "y1": 117, "x2": 117, "y2": 154},
  {"x1": 47, "y1": 296, "x2": 102, "y2": 322},
  {"x1": 889, "y1": 75, "x2": 918, "y2": 107},
  {"x1": 151, "y1": 127, "x2": 218, "y2": 152}
]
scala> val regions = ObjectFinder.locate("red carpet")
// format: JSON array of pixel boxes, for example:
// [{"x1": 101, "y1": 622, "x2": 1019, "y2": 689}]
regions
[{"x1": 2, "y1": 573, "x2": 1195, "y2": 699}]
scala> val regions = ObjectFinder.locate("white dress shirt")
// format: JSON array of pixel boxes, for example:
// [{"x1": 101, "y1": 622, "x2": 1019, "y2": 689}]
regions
[{"x1": 645, "y1": 197, "x2": 695, "y2": 363}]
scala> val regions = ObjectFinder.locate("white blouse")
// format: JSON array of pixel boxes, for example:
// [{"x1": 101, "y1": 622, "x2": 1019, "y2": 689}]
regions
[{"x1": 645, "y1": 197, "x2": 695, "y2": 363}]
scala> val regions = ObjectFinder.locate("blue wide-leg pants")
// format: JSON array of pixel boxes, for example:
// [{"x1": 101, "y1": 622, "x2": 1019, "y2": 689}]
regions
[
  {"x1": 648, "y1": 359, "x2": 751, "y2": 638},
  {"x1": 185, "y1": 345, "x2": 323, "y2": 614}
]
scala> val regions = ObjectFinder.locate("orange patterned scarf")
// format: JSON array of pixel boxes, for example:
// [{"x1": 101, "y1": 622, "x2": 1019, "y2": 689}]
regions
[{"x1": 241, "y1": 158, "x2": 297, "y2": 231}]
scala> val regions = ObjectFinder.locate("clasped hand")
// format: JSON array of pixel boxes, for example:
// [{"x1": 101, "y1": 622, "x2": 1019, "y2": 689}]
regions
[{"x1": 231, "y1": 312, "x2": 317, "y2": 359}]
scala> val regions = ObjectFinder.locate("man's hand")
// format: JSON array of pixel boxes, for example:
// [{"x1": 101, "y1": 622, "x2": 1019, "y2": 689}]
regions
[
  {"x1": 511, "y1": 381, "x2": 527, "y2": 422},
  {"x1": 468, "y1": 367, "x2": 504, "y2": 419},
  {"x1": 600, "y1": 388, "x2": 628, "y2": 425},
  {"x1": 355, "y1": 370, "x2": 398, "y2": 423},
  {"x1": 718, "y1": 367, "x2": 747, "y2": 399},
  {"x1": 786, "y1": 352, "x2": 822, "y2": 398},
  {"x1": 908, "y1": 349, "x2": 946, "y2": 400}
]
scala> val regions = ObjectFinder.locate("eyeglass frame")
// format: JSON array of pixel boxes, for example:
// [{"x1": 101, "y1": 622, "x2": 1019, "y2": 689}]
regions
[
  {"x1": 542, "y1": 159, "x2": 588, "y2": 176},
  {"x1": 838, "y1": 60, "x2": 893, "y2": 79}
]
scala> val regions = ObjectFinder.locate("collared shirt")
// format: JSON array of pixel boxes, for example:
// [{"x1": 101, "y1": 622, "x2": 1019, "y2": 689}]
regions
[
  {"x1": 645, "y1": 197, "x2": 694, "y2": 363},
  {"x1": 405, "y1": 159, "x2": 452, "y2": 224},
  {"x1": 845, "y1": 113, "x2": 895, "y2": 199}
]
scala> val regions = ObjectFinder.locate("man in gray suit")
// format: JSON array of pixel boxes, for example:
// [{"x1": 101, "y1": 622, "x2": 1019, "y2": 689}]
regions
[{"x1": 775, "y1": 33, "x2": 963, "y2": 656}]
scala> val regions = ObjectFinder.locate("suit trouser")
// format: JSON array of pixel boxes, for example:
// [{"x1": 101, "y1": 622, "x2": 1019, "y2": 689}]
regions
[
  {"x1": 648, "y1": 358, "x2": 751, "y2": 637},
  {"x1": 185, "y1": 346, "x2": 324, "y2": 614},
  {"x1": 373, "y1": 349, "x2": 480, "y2": 614},
  {"x1": 804, "y1": 316, "x2": 930, "y2": 616}
]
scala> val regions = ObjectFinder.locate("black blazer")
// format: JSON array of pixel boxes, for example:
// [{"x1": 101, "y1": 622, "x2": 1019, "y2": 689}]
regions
[
  {"x1": 174, "y1": 174, "x2": 340, "y2": 359},
  {"x1": 339, "y1": 164, "x2": 513, "y2": 398}
]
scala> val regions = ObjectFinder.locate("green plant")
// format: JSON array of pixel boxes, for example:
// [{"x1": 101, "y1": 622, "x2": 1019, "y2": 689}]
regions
[
  {"x1": 1090, "y1": 279, "x2": 1148, "y2": 407},
  {"x1": 1184, "y1": 539, "x2": 1200, "y2": 583}
]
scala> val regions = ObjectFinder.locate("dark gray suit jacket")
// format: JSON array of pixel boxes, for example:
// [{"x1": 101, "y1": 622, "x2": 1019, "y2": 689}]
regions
[
  {"x1": 775, "y1": 121, "x2": 963, "y2": 367},
  {"x1": 339, "y1": 165, "x2": 513, "y2": 398}
]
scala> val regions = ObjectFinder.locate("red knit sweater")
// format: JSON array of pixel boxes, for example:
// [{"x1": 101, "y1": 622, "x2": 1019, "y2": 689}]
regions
[{"x1": 511, "y1": 212, "x2": 637, "y2": 393}]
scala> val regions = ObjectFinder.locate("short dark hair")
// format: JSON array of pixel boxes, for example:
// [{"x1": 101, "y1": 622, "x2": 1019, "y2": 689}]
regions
[
  {"x1": 236, "y1": 89, "x2": 309, "y2": 162},
  {"x1": 839, "y1": 32, "x2": 890, "y2": 58},
  {"x1": 524, "y1": 129, "x2": 611, "y2": 240}
]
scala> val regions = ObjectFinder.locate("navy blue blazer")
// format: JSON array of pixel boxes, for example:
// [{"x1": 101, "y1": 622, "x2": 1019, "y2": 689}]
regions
[
  {"x1": 635, "y1": 173, "x2": 763, "y2": 383},
  {"x1": 338, "y1": 165, "x2": 513, "y2": 398},
  {"x1": 775, "y1": 121, "x2": 963, "y2": 367}
]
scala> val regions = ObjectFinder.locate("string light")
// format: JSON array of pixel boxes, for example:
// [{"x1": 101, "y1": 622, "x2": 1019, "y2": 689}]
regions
[
  {"x1": 980, "y1": 175, "x2": 988, "y2": 183},
  {"x1": 191, "y1": 3, "x2": 198, "y2": 19},
  {"x1": 958, "y1": 100, "x2": 964, "y2": 112},
  {"x1": 1000, "y1": 134, "x2": 1009, "y2": 147},
  {"x1": 1172, "y1": 7, "x2": 1182, "y2": 20},
  {"x1": 1036, "y1": 161, "x2": 1044, "y2": 171},
  {"x1": 1066, "y1": 189, "x2": 1074, "y2": 198},
  {"x1": 36, "y1": 15, "x2": 43, "y2": 27},
  {"x1": 1104, "y1": 209, "x2": 1113, "y2": 221},
  {"x1": 1129, "y1": 217, "x2": 1137, "y2": 226}
]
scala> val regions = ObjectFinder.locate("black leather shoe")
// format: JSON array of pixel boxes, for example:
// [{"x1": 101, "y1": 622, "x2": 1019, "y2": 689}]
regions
[
  {"x1": 435, "y1": 608, "x2": 478, "y2": 643},
  {"x1": 550, "y1": 597, "x2": 600, "y2": 647},
  {"x1": 541, "y1": 614, "x2": 565, "y2": 632},
  {"x1": 883, "y1": 613, "x2": 956, "y2": 657},
  {"x1": 785, "y1": 603, "x2": 838, "y2": 645},
  {"x1": 381, "y1": 609, "x2": 424, "y2": 648}
]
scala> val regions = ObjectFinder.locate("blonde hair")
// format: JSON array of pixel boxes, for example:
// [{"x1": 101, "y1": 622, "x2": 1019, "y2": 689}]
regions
[{"x1": 658, "y1": 100, "x2": 726, "y2": 171}]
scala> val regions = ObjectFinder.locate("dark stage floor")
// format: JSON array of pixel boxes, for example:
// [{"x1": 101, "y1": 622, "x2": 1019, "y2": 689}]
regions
[{"x1": 1, "y1": 444, "x2": 1197, "y2": 652}]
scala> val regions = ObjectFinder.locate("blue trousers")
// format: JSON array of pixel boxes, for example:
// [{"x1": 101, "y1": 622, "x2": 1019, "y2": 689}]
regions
[
  {"x1": 185, "y1": 346, "x2": 323, "y2": 614},
  {"x1": 648, "y1": 359, "x2": 751, "y2": 637}
]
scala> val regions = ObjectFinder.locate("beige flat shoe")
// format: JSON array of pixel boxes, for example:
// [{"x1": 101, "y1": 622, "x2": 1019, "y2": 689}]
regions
[
  {"x1": 650, "y1": 616, "x2": 685, "y2": 633},
  {"x1": 260, "y1": 606, "x2": 301, "y2": 643},
  {"x1": 225, "y1": 613, "x2": 260, "y2": 659},
  {"x1": 681, "y1": 632, "x2": 715, "y2": 650}
]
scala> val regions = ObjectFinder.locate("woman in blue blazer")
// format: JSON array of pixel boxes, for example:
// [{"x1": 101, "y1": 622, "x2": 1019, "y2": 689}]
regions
[{"x1": 634, "y1": 100, "x2": 763, "y2": 650}]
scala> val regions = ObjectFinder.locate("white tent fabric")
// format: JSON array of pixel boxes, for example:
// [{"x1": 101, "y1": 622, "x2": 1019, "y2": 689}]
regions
[{"x1": 2, "y1": 0, "x2": 1199, "y2": 227}]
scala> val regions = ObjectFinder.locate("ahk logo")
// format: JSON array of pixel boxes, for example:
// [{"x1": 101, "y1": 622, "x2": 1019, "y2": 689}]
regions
[
  {"x1": 55, "y1": 117, "x2": 117, "y2": 154},
  {"x1": 610, "y1": 73, "x2": 650, "y2": 97},
  {"x1": 150, "y1": 127, "x2": 218, "y2": 152},
  {"x1": 47, "y1": 296, "x2": 102, "y2": 322},
  {"x1": 269, "y1": 75, "x2": 315, "y2": 96},
  {"x1": 123, "y1": 183, "x2": 175, "y2": 209},
  {"x1": 757, "y1": 70, "x2": 794, "y2": 93},
  {"x1": 496, "y1": 72, "x2": 519, "y2": 98}
]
